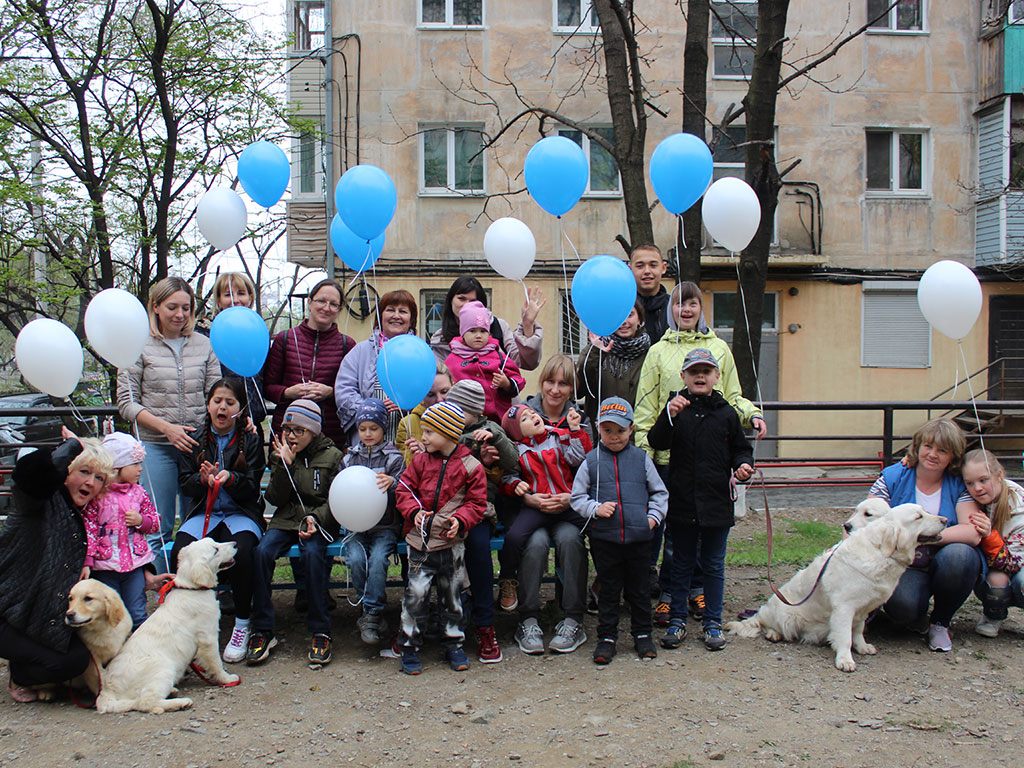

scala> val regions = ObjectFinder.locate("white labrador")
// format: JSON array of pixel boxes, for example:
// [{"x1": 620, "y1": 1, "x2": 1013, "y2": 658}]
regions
[
  {"x1": 96, "y1": 539, "x2": 239, "y2": 714},
  {"x1": 64, "y1": 579, "x2": 132, "y2": 695},
  {"x1": 725, "y1": 503, "x2": 947, "y2": 672}
]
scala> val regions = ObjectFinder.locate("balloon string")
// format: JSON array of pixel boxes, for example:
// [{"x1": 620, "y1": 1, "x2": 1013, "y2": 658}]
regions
[
  {"x1": 558, "y1": 216, "x2": 579, "y2": 402},
  {"x1": 950, "y1": 345, "x2": 959, "y2": 401},
  {"x1": 66, "y1": 399, "x2": 95, "y2": 436},
  {"x1": 562, "y1": 226, "x2": 581, "y2": 263},
  {"x1": 521, "y1": 280, "x2": 530, "y2": 305},
  {"x1": 733, "y1": 253, "x2": 765, "y2": 461},
  {"x1": 959, "y1": 340, "x2": 987, "y2": 456},
  {"x1": 126, "y1": 376, "x2": 170, "y2": 564}
]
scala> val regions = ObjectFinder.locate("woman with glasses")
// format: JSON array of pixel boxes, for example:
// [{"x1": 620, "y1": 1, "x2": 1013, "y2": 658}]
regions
[{"x1": 264, "y1": 279, "x2": 355, "y2": 447}]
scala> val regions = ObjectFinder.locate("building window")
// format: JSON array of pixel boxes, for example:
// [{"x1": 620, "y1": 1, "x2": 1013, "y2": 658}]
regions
[
  {"x1": 421, "y1": 288, "x2": 491, "y2": 338},
  {"x1": 1012, "y1": 99, "x2": 1024, "y2": 190},
  {"x1": 420, "y1": 0, "x2": 484, "y2": 27},
  {"x1": 1012, "y1": 0, "x2": 1024, "y2": 23},
  {"x1": 861, "y1": 283, "x2": 931, "y2": 368},
  {"x1": 560, "y1": 290, "x2": 585, "y2": 357},
  {"x1": 867, "y1": 0, "x2": 924, "y2": 31},
  {"x1": 556, "y1": 127, "x2": 620, "y2": 196},
  {"x1": 420, "y1": 125, "x2": 486, "y2": 195},
  {"x1": 555, "y1": 0, "x2": 599, "y2": 32},
  {"x1": 293, "y1": 124, "x2": 321, "y2": 197},
  {"x1": 293, "y1": 0, "x2": 325, "y2": 50},
  {"x1": 711, "y1": 0, "x2": 757, "y2": 79},
  {"x1": 712, "y1": 292, "x2": 777, "y2": 331},
  {"x1": 865, "y1": 129, "x2": 927, "y2": 194}
]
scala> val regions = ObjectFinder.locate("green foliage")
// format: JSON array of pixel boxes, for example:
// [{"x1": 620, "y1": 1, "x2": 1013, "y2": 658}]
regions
[{"x1": 726, "y1": 518, "x2": 841, "y2": 567}]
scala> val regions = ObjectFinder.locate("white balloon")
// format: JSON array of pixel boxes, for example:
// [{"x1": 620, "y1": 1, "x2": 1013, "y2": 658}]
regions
[
  {"x1": 483, "y1": 217, "x2": 536, "y2": 282},
  {"x1": 196, "y1": 188, "x2": 248, "y2": 251},
  {"x1": 15, "y1": 318, "x2": 84, "y2": 398},
  {"x1": 85, "y1": 288, "x2": 150, "y2": 369},
  {"x1": 917, "y1": 260, "x2": 983, "y2": 340},
  {"x1": 701, "y1": 177, "x2": 761, "y2": 253},
  {"x1": 329, "y1": 465, "x2": 388, "y2": 533}
]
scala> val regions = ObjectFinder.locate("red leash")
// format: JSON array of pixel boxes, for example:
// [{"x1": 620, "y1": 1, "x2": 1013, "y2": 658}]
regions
[
  {"x1": 189, "y1": 662, "x2": 241, "y2": 687},
  {"x1": 202, "y1": 478, "x2": 221, "y2": 537}
]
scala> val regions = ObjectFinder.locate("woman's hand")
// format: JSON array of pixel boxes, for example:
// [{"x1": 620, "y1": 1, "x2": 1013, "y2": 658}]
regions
[
  {"x1": 751, "y1": 417, "x2": 768, "y2": 440},
  {"x1": 61, "y1": 426, "x2": 78, "y2": 441},
  {"x1": 124, "y1": 508, "x2": 143, "y2": 527},
  {"x1": 587, "y1": 330, "x2": 613, "y2": 353},
  {"x1": 164, "y1": 423, "x2": 198, "y2": 452},
  {"x1": 306, "y1": 381, "x2": 332, "y2": 401},
  {"x1": 491, "y1": 371, "x2": 511, "y2": 391},
  {"x1": 297, "y1": 516, "x2": 317, "y2": 540},
  {"x1": 283, "y1": 383, "x2": 309, "y2": 400},
  {"x1": 144, "y1": 571, "x2": 173, "y2": 591},
  {"x1": 734, "y1": 463, "x2": 754, "y2": 482},
  {"x1": 376, "y1": 473, "x2": 395, "y2": 491},
  {"x1": 382, "y1": 397, "x2": 400, "y2": 414},
  {"x1": 521, "y1": 286, "x2": 546, "y2": 337}
]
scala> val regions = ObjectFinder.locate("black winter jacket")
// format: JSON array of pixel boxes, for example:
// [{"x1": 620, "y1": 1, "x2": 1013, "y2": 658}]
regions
[
  {"x1": 647, "y1": 389, "x2": 753, "y2": 527},
  {"x1": 179, "y1": 426, "x2": 267, "y2": 531},
  {"x1": 639, "y1": 285, "x2": 671, "y2": 344}
]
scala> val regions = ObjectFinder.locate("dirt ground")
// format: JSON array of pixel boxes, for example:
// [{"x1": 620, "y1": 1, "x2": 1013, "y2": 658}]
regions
[{"x1": 2, "y1": 506, "x2": 1021, "y2": 768}]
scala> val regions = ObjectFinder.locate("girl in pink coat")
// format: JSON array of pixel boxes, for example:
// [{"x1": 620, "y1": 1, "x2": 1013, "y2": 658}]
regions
[
  {"x1": 446, "y1": 301, "x2": 526, "y2": 424},
  {"x1": 81, "y1": 433, "x2": 160, "y2": 629}
]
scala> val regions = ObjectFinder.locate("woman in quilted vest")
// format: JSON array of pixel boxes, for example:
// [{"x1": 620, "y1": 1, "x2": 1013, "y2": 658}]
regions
[{"x1": 117, "y1": 276, "x2": 221, "y2": 571}]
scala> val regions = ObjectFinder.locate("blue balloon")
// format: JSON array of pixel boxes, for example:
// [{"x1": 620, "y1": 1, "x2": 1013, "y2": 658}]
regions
[
  {"x1": 571, "y1": 256, "x2": 637, "y2": 337},
  {"x1": 330, "y1": 215, "x2": 385, "y2": 273},
  {"x1": 524, "y1": 136, "x2": 589, "y2": 217},
  {"x1": 335, "y1": 164, "x2": 397, "y2": 242},
  {"x1": 237, "y1": 141, "x2": 290, "y2": 209},
  {"x1": 210, "y1": 306, "x2": 270, "y2": 377},
  {"x1": 649, "y1": 133, "x2": 713, "y2": 215},
  {"x1": 375, "y1": 334, "x2": 436, "y2": 411}
]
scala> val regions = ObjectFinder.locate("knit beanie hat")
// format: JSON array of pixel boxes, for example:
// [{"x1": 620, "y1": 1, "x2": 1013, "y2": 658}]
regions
[
  {"x1": 446, "y1": 380, "x2": 486, "y2": 416},
  {"x1": 102, "y1": 432, "x2": 146, "y2": 469},
  {"x1": 355, "y1": 397, "x2": 389, "y2": 430},
  {"x1": 283, "y1": 399, "x2": 322, "y2": 435},
  {"x1": 420, "y1": 401, "x2": 465, "y2": 442},
  {"x1": 501, "y1": 404, "x2": 536, "y2": 443},
  {"x1": 459, "y1": 300, "x2": 492, "y2": 336}
]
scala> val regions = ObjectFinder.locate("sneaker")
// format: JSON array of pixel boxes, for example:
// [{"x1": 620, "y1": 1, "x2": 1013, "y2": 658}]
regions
[
  {"x1": 653, "y1": 601, "x2": 671, "y2": 627},
  {"x1": 587, "y1": 582, "x2": 600, "y2": 615},
  {"x1": 593, "y1": 638, "x2": 616, "y2": 665},
  {"x1": 548, "y1": 617, "x2": 586, "y2": 654},
  {"x1": 703, "y1": 626, "x2": 726, "y2": 651},
  {"x1": 498, "y1": 578, "x2": 519, "y2": 612},
  {"x1": 476, "y1": 625, "x2": 503, "y2": 664},
  {"x1": 928, "y1": 623, "x2": 952, "y2": 652},
  {"x1": 308, "y1": 633, "x2": 332, "y2": 665},
  {"x1": 401, "y1": 648, "x2": 422, "y2": 675},
  {"x1": 634, "y1": 634, "x2": 657, "y2": 659},
  {"x1": 661, "y1": 620, "x2": 687, "y2": 649},
  {"x1": 379, "y1": 634, "x2": 401, "y2": 659},
  {"x1": 514, "y1": 618, "x2": 545, "y2": 655},
  {"x1": 445, "y1": 645, "x2": 470, "y2": 672},
  {"x1": 688, "y1": 594, "x2": 706, "y2": 620},
  {"x1": 245, "y1": 631, "x2": 278, "y2": 665},
  {"x1": 222, "y1": 624, "x2": 250, "y2": 663},
  {"x1": 358, "y1": 613, "x2": 382, "y2": 645},
  {"x1": 975, "y1": 616, "x2": 1003, "y2": 638}
]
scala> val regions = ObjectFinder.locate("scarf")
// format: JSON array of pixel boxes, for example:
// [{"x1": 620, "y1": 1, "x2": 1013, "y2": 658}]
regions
[
  {"x1": 449, "y1": 336, "x2": 499, "y2": 360},
  {"x1": 600, "y1": 331, "x2": 651, "y2": 379}
]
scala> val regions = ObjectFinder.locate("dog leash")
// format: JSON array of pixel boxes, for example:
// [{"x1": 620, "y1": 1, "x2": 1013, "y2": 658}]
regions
[
  {"x1": 189, "y1": 662, "x2": 242, "y2": 687},
  {"x1": 202, "y1": 478, "x2": 222, "y2": 537},
  {"x1": 67, "y1": 650, "x2": 103, "y2": 709}
]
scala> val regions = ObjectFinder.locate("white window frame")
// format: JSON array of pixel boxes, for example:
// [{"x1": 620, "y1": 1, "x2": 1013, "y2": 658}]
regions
[
  {"x1": 418, "y1": 0, "x2": 485, "y2": 28},
  {"x1": 860, "y1": 282, "x2": 931, "y2": 368},
  {"x1": 291, "y1": 0, "x2": 325, "y2": 51},
  {"x1": 559, "y1": 290, "x2": 586, "y2": 357},
  {"x1": 292, "y1": 124, "x2": 322, "y2": 198},
  {"x1": 556, "y1": 126, "x2": 621, "y2": 197},
  {"x1": 711, "y1": 0, "x2": 757, "y2": 80},
  {"x1": 418, "y1": 125, "x2": 487, "y2": 196},
  {"x1": 1012, "y1": 0, "x2": 1024, "y2": 24},
  {"x1": 866, "y1": 0, "x2": 927, "y2": 34},
  {"x1": 865, "y1": 128, "x2": 930, "y2": 197},
  {"x1": 554, "y1": 0, "x2": 599, "y2": 34}
]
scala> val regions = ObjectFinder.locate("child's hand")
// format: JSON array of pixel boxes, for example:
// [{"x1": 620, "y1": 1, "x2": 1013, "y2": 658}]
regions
[
  {"x1": 272, "y1": 435, "x2": 295, "y2": 466},
  {"x1": 245, "y1": 416, "x2": 258, "y2": 434},
  {"x1": 79, "y1": 566, "x2": 91, "y2": 581},
  {"x1": 199, "y1": 460, "x2": 218, "y2": 486},
  {"x1": 648, "y1": 517, "x2": 658, "y2": 530},
  {"x1": 514, "y1": 481, "x2": 530, "y2": 497},
  {"x1": 480, "y1": 444, "x2": 500, "y2": 467},
  {"x1": 491, "y1": 371, "x2": 511, "y2": 390},
  {"x1": 124, "y1": 508, "x2": 143, "y2": 527},
  {"x1": 413, "y1": 509, "x2": 428, "y2": 528},
  {"x1": 667, "y1": 395, "x2": 690, "y2": 418},
  {"x1": 297, "y1": 516, "x2": 317, "y2": 540},
  {"x1": 595, "y1": 501, "x2": 616, "y2": 518},
  {"x1": 472, "y1": 429, "x2": 493, "y2": 442},
  {"x1": 443, "y1": 518, "x2": 463, "y2": 540},
  {"x1": 406, "y1": 438, "x2": 425, "y2": 456},
  {"x1": 376, "y1": 473, "x2": 395, "y2": 491},
  {"x1": 214, "y1": 469, "x2": 230, "y2": 486},
  {"x1": 734, "y1": 463, "x2": 754, "y2": 482},
  {"x1": 969, "y1": 509, "x2": 992, "y2": 536},
  {"x1": 566, "y1": 408, "x2": 582, "y2": 431}
]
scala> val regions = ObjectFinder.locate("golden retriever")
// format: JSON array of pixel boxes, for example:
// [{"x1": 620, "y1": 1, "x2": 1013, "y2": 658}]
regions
[
  {"x1": 64, "y1": 579, "x2": 132, "y2": 695},
  {"x1": 725, "y1": 503, "x2": 947, "y2": 672},
  {"x1": 842, "y1": 497, "x2": 893, "y2": 534},
  {"x1": 96, "y1": 539, "x2": 239, "y2": 714}
]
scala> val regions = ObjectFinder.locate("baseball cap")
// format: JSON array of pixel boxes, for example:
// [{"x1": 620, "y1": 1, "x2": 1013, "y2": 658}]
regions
[
  {"x1": 681, "y1": 348, "x2": 719, "y2": 371},
  {"x1": 597, "y1": 396, "x2": 634, "y2": 428}
]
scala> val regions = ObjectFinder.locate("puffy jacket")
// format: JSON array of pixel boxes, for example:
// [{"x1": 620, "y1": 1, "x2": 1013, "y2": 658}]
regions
[
  {"x1": 117, "y1": 333, "x2": 222, "y2": 444},
  {"x1": 341, "y1": 442, "x2": 406, "y2": 534},
  {"x1": 82, "y1": 483, "x2": 159, "y2": 572},
  {"x1": 265, "y1": 433, "x2": 344, "y2": 534},
  {"x1": 500, "y1": 425, "x2": 590, "y2": 498},
  {"x1": 523, "y1": 393, "x2": 595, "y2": 446},
  {"x1": 571, "y1": 443, "x2": 667, "y2": 544},
  {"x1": 647, "y1": 389, "x2": 754, "y2": 527},
  {"x1": 179, "y1": 427, "x2": 267, "y2": 530},
  {"x1": 397, "y1": 444, "x2": 487, "y2": 553},
  {"x1": 446, "y1": 343, "x2": 526, "y2": 423},
  {"x1": 430, "y1": 315, "x2": 544, "y2": 371},
  {"x1": 264, "y1": 320, "x2": 355, "y2": 446}
]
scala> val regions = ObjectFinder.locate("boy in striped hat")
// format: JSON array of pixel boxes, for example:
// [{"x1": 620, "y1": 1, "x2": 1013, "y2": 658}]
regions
[{"x1": 395, "y1": 401, "x2": 488, "y2": 675}]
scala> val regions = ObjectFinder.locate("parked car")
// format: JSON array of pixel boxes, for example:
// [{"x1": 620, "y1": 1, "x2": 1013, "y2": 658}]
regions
[{"x1": 0, "y1": 393, "x2": 64, "y2": 513}]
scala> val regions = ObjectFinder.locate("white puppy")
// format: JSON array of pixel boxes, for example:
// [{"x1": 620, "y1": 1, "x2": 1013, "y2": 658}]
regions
[
  {"x1": 843, "y1": 497, "x2": 892, "y2": 534},
  {"x1": 96, "y1": 539, "x2": 239, "y2": 714},
  {"x1": 65, "y1": 579, "x2": 132, "y2": 695},
  {"x1": 726, "y1": 504, "x2": 947, "y2": 672}
]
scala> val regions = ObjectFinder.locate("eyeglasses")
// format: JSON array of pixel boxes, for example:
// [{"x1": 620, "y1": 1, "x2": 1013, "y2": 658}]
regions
[
  {"x1": 311, "y1": 298, "x2": 341, "y2": 311},
  {"x1": 281, "y1": 426, "x2": 309, "y2": 437}
]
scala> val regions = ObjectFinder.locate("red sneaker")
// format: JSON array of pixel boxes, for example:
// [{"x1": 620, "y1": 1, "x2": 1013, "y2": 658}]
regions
[{"x1": 476, "y1": 625, "x2": 503, "y2": 664}]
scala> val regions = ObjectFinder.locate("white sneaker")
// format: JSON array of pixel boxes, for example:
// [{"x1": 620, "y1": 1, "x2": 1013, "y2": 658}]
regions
[
  {"x1": 223, "y1": 625, "x2": 250, "y2": 663},
  {"x1": 975, "y1": 616, "x2": 1002, "y2": 638}
]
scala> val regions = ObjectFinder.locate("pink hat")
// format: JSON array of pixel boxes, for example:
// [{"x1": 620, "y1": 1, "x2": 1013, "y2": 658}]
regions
[{"x1": 459, "y1": 300, "x2": 492, "y2": 336}]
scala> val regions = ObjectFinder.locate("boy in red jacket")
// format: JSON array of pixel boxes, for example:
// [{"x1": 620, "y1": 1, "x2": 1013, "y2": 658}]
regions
[{"x1": 396, "y1": 401, "x2": 487, "y2": 675}]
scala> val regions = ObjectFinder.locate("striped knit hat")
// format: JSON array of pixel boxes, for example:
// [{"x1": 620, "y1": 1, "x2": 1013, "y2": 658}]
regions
[
  {"x1": 420, "y1": 401, "x2": 465, "y2": 442},
  {"x1": 283, "y1": 399, "x2": 322, "y2": 435},
  {"x1": 446, "y1": 379, "x2": 486, "y2": 416}
]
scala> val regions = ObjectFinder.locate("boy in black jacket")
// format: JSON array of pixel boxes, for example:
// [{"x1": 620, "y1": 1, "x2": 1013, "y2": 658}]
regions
[{"x1": 647, "y1": 348, "x2": 754, "y2": 651}]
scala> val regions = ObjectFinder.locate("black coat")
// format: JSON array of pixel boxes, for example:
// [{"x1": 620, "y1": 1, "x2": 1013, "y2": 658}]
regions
[
  {"x1": 179, "y1": 426, "x2": 267, "y2": 530},
  {"x1": 639, "y1": 286, "x2": 671, "y2": 344},
  {"x1": 0, "y1": 440, "x2": 88, "y2": 651},
  {"x1": 647, "y1": 388, "x2": 753, "y2": 528}
]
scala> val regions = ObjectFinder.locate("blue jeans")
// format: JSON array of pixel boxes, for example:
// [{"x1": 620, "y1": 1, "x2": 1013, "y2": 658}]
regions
[
  {"x1": 464, "y1": 520, "x2": 495, "y2": 628},
  {"x1": 667, "y1": 520, "x2": 730, "y2": 629},
  {"x1": 141, "y1": 441, "x2": 188, "y2": 572},
  {"x1": 884, "y1": 542, "x2": 982, "y2": 629},
  {"x1": 653, "y1": 464, "x2": 701, "y2": 598},
  {"x1": 92, "y1": 567, "x2": 148, "y2": 631},
  {"x1": 252, "y1": 528, "x2": 331, "y2": 636},
  {"x1": 346, "y1": 529, "x2": 397, "y2": 614}
]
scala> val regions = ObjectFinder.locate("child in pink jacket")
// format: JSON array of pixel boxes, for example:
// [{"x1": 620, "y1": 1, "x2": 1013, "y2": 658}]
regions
[
  {"x1": 446, "y1": 301, "x2": 526, "y2": 423},
  {"x1": 81, "y1": 432, "x2": 160, "y2": 629}
]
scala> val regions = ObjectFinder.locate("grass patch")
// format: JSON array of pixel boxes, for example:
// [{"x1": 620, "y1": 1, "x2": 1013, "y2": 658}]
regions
[
  {"x1": 726, "y1": 518, "x2": 840, "y2": 567},
  {"x1": 665, "y1": 761, "x2": 697, "y2": 768}
]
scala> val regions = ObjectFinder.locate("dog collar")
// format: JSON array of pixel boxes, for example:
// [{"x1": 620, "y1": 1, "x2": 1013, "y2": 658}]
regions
[{"x1": 157, "y1": 579, "x2": 214, "y2": 604}]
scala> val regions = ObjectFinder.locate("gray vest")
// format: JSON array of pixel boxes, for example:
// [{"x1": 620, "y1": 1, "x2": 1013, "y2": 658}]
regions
[{"x1": 585, "y1": 444, "x2": 653, "y2": 544}]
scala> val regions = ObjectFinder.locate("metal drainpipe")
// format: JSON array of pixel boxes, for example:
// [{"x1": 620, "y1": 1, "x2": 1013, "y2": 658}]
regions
[{"x1": 323, "y1": 0, "x2": 335, "y2": 280}]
